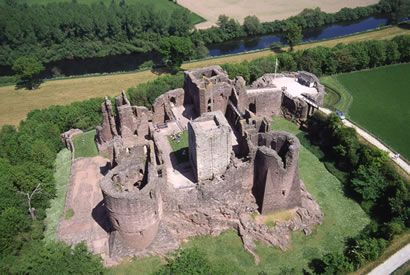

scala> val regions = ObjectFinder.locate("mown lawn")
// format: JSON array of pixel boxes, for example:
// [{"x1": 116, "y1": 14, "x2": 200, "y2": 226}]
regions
[
  {"x1": 108, "y1": 118, "x2": 369, "y2": 274},
  {"x1": 9, "y1": 0, "x2": 205, "y2": 25},
  {"x1": 44, "y1": 149, "x2": 72, "y2": 242},
  {"x1": 73, "y1": 130, "x2": 99, "y2": 158},
  {"x1": 331, "y1": 63, "x2": 410, "y2": 160}
]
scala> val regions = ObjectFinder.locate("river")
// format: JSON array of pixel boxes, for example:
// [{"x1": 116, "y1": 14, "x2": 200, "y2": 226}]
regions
[{"x1": 0, "y1": 16, "x2": 390, "y2": 78}]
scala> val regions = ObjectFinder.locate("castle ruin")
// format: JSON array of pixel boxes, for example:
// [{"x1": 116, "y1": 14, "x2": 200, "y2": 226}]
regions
[{"x1": 64, "y1": 66, "x2": 326, "y2": 261}]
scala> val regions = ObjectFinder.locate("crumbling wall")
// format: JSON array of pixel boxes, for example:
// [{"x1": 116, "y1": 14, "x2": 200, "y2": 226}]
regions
[
  {"x1": 281, "y1": 93, "x2": 309, "y2": 121},
  {"x1": 244, "y1": 89, "x2": 283, "y2": 117},
  {"x1": 184, "y1": 66, "x2": 234, "y2": 117},
  {"x1": 249, "y1": 131, "x2": 301, "y2": 214},
  {"x1": 61, "y1": 128, "x2": 83, "y2": 152},
  {"x1": 96, "y1": 97, "x2": 118, "y2": 150},
  {"x1": 152, "y1": 88, "x2": 184, "y2": 124}
]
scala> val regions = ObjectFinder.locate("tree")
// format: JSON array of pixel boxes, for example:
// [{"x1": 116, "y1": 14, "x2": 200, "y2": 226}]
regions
[
  {"x1": 156, "y1": 247, "x2": 213, "y2": 275},
  {"x1": 243, "y1": 15, "x2": 262, "y2": 36},
  {"x1": 12, "y1": 56, "x2": 44, "y2": 90},
  {"x1": 159, "y1": 36, "x2": 194, "y2": 71},
  {"x1": 282, "y1": 22, "x2": 303, "y2": 51}
]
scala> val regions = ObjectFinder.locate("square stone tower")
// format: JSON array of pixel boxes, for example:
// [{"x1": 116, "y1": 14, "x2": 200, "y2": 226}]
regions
[{"x1": 188, "y1": 111, "x2": 232, "y2": 182}]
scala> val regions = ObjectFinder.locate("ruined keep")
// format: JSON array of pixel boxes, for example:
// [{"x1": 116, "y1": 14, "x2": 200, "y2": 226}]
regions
[
  {"x1": 67, "y1": 66, "x2": 325, "y2": 261},
  {"x1": 188, "y1": 111, "x2": 232, "y2": 181}
]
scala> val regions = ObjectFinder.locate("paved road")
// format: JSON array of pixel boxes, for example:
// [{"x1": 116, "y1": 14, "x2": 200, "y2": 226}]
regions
[
  {"x1": 319, "y1": 108, "x2": 410, "y2": 175},
  {"x1": 368, "y1": 244, "x2": 410, "y2": 275}
]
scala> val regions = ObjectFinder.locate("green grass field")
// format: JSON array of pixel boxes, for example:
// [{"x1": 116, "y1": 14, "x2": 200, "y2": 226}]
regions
[
  {"x1": 325, "y1": 63, "x2": 410, "y2": 160},
  {"x1": 7, "y1": 0, "x2": 205, "y2": 25},
  {"x1": 44, "y1": 149, "x2": 72, "y2": 242},
  {"x1": 73, "y1": 130, "x2": 99, "y2": 158},
  {"x1": 168, "y1": 130, "x2": 189, "y2": 163},
  {"x1": 108, "y1": 118, "x2": 369, "y2": 274}
]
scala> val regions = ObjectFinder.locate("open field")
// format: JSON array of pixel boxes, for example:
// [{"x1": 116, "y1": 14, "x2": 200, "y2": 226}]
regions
[
  {"x1": 178, "y1": 0, "x2": 379, "y2": 29},
  {"x1": 108, "y1": 118, "x2": 369, "y2": 274},
  {"x1": 328, "y1": 63, "x2": 410, "y2": 160},
  {"x1": 0, "y1": 27, "x2": 409, "y2": 127},
  {"x1": 73, "y1": 130, "x2": 99, "y2": 158},
  {"x1": 1, "y1": 0, "x2": 205, "y2": 25}
]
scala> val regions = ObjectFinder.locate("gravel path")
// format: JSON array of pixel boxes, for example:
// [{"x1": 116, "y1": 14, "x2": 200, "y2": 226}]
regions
[
  {"x1": 319, "y1": 108, "x2": 410, "y2": 175},
  {"x1": 368, "y1": 244, "x2": 410, "y2": 275}
]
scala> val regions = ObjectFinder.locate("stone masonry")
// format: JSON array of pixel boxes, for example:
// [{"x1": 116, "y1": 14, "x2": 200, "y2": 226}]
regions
[
  {"x1": 63, "y1": 66, "x2": 325, "y2": 263},
  {"x1": 188, "y1": 111, "x2": 232, "y2": 181}
]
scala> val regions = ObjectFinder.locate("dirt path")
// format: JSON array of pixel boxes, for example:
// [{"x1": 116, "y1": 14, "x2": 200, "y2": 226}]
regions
[
  {"x1": 178, "y1": 0, "x2": 379, "y2": 28},
  {"x1": 319, "y1": 108, "x2": 410, "y2": 175},
  {"x1": 368, "y1": 244, "x2": 410, "y2": 275},
  {"x1": 57, "y1": 156, "x2": 111, "y2": 258}
]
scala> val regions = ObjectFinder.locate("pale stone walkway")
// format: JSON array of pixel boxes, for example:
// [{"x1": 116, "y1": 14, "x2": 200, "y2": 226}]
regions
[
  {"x1": 368, "y1": 244, "x2": 410, "y2": 275},
  {"x1": 319, "y1": 108, "x2": 410, "y2": 175},
  {"x1": 57, "y1": 156, "x2": 111, "y2": 258}
]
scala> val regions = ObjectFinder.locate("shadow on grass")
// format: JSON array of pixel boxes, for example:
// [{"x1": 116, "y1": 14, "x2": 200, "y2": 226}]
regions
[
  {"x1": 296, "y1": 130, "x2": 356, "y2": 199},
  {"x1": 170, "y1": 147, "x2": 189, "y2": 164}
]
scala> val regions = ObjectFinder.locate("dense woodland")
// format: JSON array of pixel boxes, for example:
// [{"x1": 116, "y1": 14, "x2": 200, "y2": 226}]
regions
[{"x1": 1, "y1": 0, "x2": 409, "y2": 70}]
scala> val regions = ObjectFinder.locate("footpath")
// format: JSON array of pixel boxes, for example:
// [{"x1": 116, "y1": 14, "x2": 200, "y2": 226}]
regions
[
  {"x1": 319, "y1": 108, "x2": 410, "y2": 175},
  {"x1": 368, "y1": 244, "x2": 410, "y2": 275}
]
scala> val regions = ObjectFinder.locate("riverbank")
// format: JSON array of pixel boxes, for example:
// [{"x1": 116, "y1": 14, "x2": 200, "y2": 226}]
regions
[{"x1": 0, "y1": 26, "x2": 409, "y2": 126}]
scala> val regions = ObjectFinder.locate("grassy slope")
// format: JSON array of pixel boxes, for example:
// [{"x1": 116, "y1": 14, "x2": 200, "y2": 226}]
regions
[
  {"x1": 321, "y1": 76, "x2": 353, "y2": 112},
  {"x1": 2, "y1": 0, "x2": 205, "y2": 25},
  {"x1": 73, "y1": 130, "x2": 99, "y2": 158},
  {"x1": 0, "y1": 26, "x2": 409, "y2": 126},
  {"x1": 108, "y1": 118, "x2": 369, "y2": 274},
  {"x1": 44, "y1": 149, "x2": 72, "y2": 242},
  {"x1": 334, "y1": 63, "x2": 410, "y2": 160}
]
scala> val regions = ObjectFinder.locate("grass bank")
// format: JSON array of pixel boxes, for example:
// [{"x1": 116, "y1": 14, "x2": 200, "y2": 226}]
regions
[
  {"x1": 73, "y1": 130, "x2": 99, "y2": 158},
  {"x1": 44, "y1": 149, "x2": 72, "y2": 242},
  {"x1": 108, "y1": 118, "x2": 369, "y2": 274},
  {"x1": 0, "y1": 27, "x2": 409, "y2": 127}
]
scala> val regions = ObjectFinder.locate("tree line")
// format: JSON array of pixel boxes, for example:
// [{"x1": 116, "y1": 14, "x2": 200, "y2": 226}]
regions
[
  {"x1": 222, "y1": 35, "x2": 410, "y2": 82},
  {"x1": 1, "y1": 0, "x2": 408, "y2": 69},
  {"x1": 0, "y1": 0, "x2": 202, "y2": 67},
  {"x1": 0, "y1": 99, "x2": 104, "y2": 273},
  {"x1": 304, "y1": 113, "x2": 409, "y2": 274}
]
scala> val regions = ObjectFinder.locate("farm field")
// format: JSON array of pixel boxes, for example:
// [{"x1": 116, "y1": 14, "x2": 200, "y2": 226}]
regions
[
  {"x1": 108, "y1": 118, "x2": 369, "y2": 274},
  {"x1": 329, "y1": 63, "x2": 410, "y2": 161},
  {"x1": 0, "y1": 0, "x2": 205, "y2": 25},
  {"x1": 178, "y1": 0, "x2": 379, "y2": 28},
  {"x1": 0, "y1": 27, "x2": 409, "y2": 127}
]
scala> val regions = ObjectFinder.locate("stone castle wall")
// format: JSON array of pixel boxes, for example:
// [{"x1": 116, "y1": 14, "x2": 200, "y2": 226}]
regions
[{"x1": 249, "y1": 131, "x2": 301, "y2": 213}]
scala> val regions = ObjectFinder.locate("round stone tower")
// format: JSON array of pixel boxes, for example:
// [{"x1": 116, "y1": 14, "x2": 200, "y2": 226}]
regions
[
  {"x1": 249, "y1": 131, "x2": 301, "y2": 214},
  {"x1": 100, "y1": 162, "x2": 161, "y2": 252}
]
